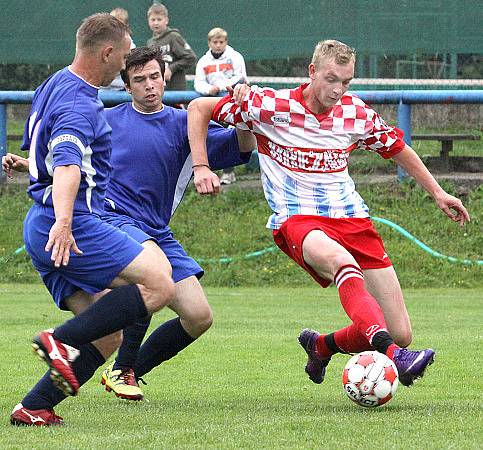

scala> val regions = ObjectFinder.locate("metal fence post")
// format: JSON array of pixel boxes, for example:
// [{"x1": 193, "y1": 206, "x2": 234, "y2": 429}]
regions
[
  {"x1": 396, "y1": 99, "x2": 411, "y2": 181},
  {"x1": 0, "y1": 103, "x2": 6, "y2": 182}
]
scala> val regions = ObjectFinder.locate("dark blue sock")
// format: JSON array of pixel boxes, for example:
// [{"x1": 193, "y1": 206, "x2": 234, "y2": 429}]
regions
[
  {"x1": 135, "y1": 318, "x2": 195, "y2": 378},
  {"x1": 113, "y1": 315, "x2": 152, "y2": 371},
  {"x1": 54, "y1": 285, "x2": 148, "y2": 348},
  {"x1": 22, "y1": 343, "x2": 105, "y2": 410}
]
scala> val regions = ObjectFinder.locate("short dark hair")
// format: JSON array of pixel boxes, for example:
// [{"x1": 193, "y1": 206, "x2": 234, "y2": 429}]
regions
[
  {"x1": 120, "y1": 47, "x2": 166, "y2": 85},
  {"x1": 76, "y1": 13, "x2": 129, "y2": 51}
]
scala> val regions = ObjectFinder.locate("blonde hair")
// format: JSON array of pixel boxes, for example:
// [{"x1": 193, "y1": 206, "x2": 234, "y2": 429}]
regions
[
  {"x1": 76, "y1": 13, "x2": 129, "y2": 51},
  {"x1": 110, "y1": 8, "x2": 129, "y2": 26},
  {"x1": 207, "y1": 27, "x2": 228, "y2": 41},
  {"x1": 311, "y1": 39, "x2": 356, "y2": 68},
  {"x1": 110, "y1": 8, "x2": 131, "y2": 34},
  {"x1": 147, "y1": 3, "x2": 168, "y2": 18}
]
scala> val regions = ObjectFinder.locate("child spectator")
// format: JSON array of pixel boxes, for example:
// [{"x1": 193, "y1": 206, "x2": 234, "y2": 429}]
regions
[
  {"x1": 194, "y1": 27, "x2": 247, "y2": 96},
  {"x1": 195, "y1": 27, "x2": 248, "y2": 184},
  {"x1": 146, "y1": 3, "x2": 196, "y2": 90}
]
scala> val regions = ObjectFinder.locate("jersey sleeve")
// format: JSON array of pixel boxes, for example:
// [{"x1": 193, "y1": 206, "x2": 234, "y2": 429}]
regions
[
  {"x1": 21, "y1": 89, "x2": 42, "y2": 151},
  {"x1": 212, "y1": 85, "x2": 268, "y2": 130},
  {"x1": 50, "y1": 111, "x2": 95, "y2": 169},
  {"x1": 358, "y1": 110, "x2": 405, "y2": 159},
  {"x1": 206, "y1": 122, "x2": 251, "y2": 170},
  {"x1": 21, "y1": 115, "x2": 31, "y2": 151}
]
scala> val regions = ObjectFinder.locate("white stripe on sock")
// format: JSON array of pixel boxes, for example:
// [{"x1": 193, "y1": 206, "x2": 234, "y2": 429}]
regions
[
  {"x1": 368, "y1": 328, "x2": 389, "y2": 344},
  {"x1": 336, "y1": 272, "x2": 364, "y2": 288},
  {"x1": 335, "y1": 265, "x2": 362, "y2": 281}
]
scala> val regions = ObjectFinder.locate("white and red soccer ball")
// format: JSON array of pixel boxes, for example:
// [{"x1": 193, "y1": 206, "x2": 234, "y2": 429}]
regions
[{"x1": 342, "y1": 351, "x2": 399, "y2": 407}]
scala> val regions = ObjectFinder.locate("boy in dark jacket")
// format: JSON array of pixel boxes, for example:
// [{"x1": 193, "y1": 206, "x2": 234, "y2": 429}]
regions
[{"x1": 146, "y1": 3, "x2": 196, "y2": 90}]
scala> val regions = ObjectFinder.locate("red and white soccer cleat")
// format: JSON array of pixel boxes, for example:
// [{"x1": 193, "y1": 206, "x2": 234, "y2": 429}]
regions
[
  {"x1": 32, "y1": 329, "x2": 80, "y2": 396},
  {"x1": 10, "y1": 403, "x2": 64, "y2": 426}
]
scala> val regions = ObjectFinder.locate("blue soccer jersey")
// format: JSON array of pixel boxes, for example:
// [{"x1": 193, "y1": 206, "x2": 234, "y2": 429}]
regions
[
  {"x1": 104, "y1": 103, "x2": 249, "y2": 235},
  {"x1": 22, "y1": 67, "x2": 112, "y2": 215}
]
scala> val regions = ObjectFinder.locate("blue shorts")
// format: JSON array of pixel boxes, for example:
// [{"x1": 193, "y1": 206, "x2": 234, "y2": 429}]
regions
[
  {"x1": 24, "y1": 204, "x2": 143, "y2": 310},
  {"x1": 102, "y1": 212, "x2": 203, "y2": 283}
]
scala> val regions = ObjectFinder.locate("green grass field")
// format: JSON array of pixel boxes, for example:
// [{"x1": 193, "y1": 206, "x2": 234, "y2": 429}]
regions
[{"x1": 0, "y1": 285, "x2": 481, "y2": 449}]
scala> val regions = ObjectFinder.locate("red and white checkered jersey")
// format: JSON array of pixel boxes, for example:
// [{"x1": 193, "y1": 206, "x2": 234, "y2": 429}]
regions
[{"x1": 212, "y1": 83, "x2": 405, "y2": 229}]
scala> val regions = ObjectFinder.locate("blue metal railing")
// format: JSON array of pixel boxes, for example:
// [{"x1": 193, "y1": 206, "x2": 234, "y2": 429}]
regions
[
  {"x1": 0, "y1": 90, "x2": 202, "y2": 181},
  {"x1": 1, "y1": 89, "x2": 483, "y2": 181}
]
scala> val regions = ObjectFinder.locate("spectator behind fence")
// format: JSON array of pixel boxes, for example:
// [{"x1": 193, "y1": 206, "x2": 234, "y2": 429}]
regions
[
  {"x1": 194, "y1": 27, "x2": 247, "y2": 96},
  {"x1": 100, "y1": 8, "x2": 136, "y2": 91},
  {"x1": 146, "y1": 3, "x2": 196, "y2": 91},
  {"x1": 195, "y1": 27, "x2": 248, "y2": 185}
]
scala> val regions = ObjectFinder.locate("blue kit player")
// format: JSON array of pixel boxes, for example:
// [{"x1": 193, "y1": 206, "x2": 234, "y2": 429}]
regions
[
  {"x1": 4, "y1": 46, "x2": 256, "y2": 422},
  {"x1": 99, "y1": 46, "x2": 255, "y2": 400},
  {"x1": 10, "y1": 16, "x2": 176, "y2": 426}
]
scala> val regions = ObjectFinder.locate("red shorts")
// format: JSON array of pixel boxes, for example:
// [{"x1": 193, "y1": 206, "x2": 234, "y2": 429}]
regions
[{"x1": 272, "y1": 215, "x2": 392, "y2": 288}]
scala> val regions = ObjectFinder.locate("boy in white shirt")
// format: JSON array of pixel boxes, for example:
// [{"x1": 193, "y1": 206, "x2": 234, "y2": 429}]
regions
[
  {"x1": 195, "y1": 27, "x2": 247, "y2": 96},
  {"x1": 195, "y1": 28, "x2": 248, "y2": 184}
]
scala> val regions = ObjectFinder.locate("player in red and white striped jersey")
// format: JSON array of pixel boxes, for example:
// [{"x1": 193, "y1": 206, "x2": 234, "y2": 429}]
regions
[{"x1": 187, "y1": 40, "x2": 470, "y2": 386}]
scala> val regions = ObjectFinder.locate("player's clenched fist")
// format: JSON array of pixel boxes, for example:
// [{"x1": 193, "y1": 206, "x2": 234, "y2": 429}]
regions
[
  {"x1": 193, "y1": 165, "x2": 220, "y2": 195},
  {"x1": 2, "y1": 153, "x2": 29, "y2": 177}
]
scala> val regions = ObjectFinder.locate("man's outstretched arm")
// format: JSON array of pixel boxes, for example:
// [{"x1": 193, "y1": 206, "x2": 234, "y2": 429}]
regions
[
  {"x1": 187, "y1": 97, "x2": 223, "y2": 195},
  {"x1": 392, "y1": 145, "x2": 470, "y2": 226},
  {"x1": 188, "y1": 84, "x2": 252, "y2": 195}
]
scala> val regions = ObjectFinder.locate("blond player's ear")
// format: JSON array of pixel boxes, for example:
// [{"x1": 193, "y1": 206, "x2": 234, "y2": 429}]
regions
[{"x1": 308, "y1": 63, "x2": 316, "y2": 79}]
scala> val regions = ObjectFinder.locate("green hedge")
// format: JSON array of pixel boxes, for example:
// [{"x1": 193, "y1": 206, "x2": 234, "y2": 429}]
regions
[{"x1": 0, "y1": 182, "x2": 481, "y2": 287}]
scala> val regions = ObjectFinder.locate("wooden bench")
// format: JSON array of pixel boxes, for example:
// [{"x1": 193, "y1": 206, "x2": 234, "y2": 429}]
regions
[{"x1": 411, "y1": 134, "x2": 480, "y2": 170}]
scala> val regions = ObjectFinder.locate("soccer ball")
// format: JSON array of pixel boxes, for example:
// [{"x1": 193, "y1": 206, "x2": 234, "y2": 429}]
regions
[{"x1": 342, "y1": 351, "x2": 399, "y2": 408}]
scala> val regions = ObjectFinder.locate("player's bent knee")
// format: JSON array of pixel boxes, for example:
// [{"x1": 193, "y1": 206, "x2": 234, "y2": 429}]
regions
[
  {"x1": 183, "y1": 309, "x2": 213, "y2": 338},
  {"x1": 196, "y1": 307, "x2": 213, "y2": 334},
  {"x1": 311, "y1": 253, "x2": 358, "y2": 279},
  {"x1": 393, "y1": 330, "x2": 412, "y2": 348},
  {"x1": 142, "y1": 275, "x2": 176, "y2": 313},
  {"x1": 183, "y1": 300, "x2": 213, "y2": 330}
]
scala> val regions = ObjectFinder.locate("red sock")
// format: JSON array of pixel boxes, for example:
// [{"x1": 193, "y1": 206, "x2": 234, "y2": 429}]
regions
[
  {"x1": 314, "y1": 334, "x2": 332, "y2": 359},
  {"x1": 385, "y1": 343, "x2": 399, "y2": 360},
  {"x1": 333, "y1": 324, "x2": 373, "y2": 354},
  {"x1": 335, "y1": 265, "x2": 388, "y2": 345}
]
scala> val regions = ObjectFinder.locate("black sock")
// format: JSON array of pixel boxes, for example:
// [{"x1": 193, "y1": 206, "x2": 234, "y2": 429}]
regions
[
  {"x1": 54, "y1": 285, "x2": 148, "y2": 348},
  {"x1": 135, "y1": 318, "x2": 195, "y2": 378},
  {"x1": 371, "y1": 330, "x2": 395, "y2": 354},
  {"x1": 324, "y1": 333, "x2": 343, "y2": 354},
  {"x1": 22, "y1": 343, "x2": 105, "y2": 410},
  {"x1": 114, "y1": 315, "x2": 152, "y2": 371}
]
